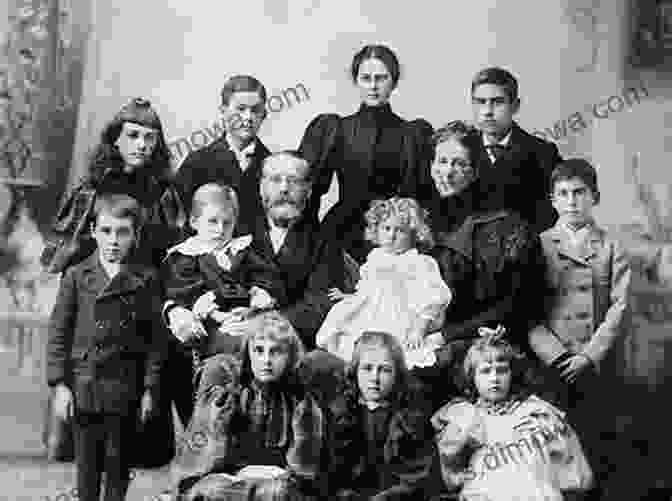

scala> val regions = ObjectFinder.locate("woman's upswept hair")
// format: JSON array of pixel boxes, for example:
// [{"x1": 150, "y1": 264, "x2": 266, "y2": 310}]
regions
[
  {"x1": 239, "y1": 310, "x2": 306, "y2": 386},
  {"x1": 86, "y1": 98, "x2": 172, "y2": 187},
  {"x1": 364, "y1": 197, "x2": 433, "y2": 249},
  {"x1": 431, "y1": 120, "x2": 480, "y2": 165},
  {"x1": 345, "y1": 331, "x2": 408, "y2": 404},
  {"x1": 461, "y1": 326, "x2": 530, "y2": 401}
]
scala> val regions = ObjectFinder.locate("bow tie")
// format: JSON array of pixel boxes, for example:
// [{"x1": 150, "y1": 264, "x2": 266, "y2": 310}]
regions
[{"x1": 486, "y1": 143, "x2": 508, "y2": 162}]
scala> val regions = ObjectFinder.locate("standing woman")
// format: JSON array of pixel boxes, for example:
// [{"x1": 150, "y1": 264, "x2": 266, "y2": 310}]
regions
[
  {"x1": 299, "y1": 44, "x2": 434, "y2": 263},
  {"x1": 41, "y1": 98, "x2": 187, "y2": 468}
]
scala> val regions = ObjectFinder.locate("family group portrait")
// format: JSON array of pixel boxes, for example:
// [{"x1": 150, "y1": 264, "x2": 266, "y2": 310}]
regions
[{"x1": 3, "y1": 1, "x2": 672, "y2": 501}]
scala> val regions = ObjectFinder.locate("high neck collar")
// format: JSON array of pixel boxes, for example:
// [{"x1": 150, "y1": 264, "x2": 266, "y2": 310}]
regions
[{"x1": 358, "y1": 102, "x2": 394, "y2": 121}]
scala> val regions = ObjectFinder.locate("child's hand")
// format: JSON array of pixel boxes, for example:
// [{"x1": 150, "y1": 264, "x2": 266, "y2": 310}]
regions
[
  {"x1": 168, "y1": 306, "x2": 207, "y2": 344},
  {"x1": 328, "y1": 288, "x2": 350, "y2": 302},
  {"x1": 140, "y1": 389, "x2": 155, "y2": 423},
  {"x1": 404, "y1": 329, "x2": 425, "y2": 351},
  {"x1": 249, "y1": 286, "x2": 276, "y2": 310},
  {"x1": 558, "y1": 353, "x2": 593, "y2": 384},
  {"x1": 53, "y1": 383, "x2": 74, "y2": 421},
  {"x1": 193, "y1": 291, "x2": 218, "y2": 319}
]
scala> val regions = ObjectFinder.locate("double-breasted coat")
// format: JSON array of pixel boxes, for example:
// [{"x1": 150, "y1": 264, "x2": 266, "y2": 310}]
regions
[
  {"x1": 528, "y1": 223, "x2": 631, "y2": 375},
  {"x1": 47, "y1": 253, "x2": 167, "y2": 415}
]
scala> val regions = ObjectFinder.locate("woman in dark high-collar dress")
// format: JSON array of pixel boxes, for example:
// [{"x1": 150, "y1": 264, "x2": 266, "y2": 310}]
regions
[
  {"x1": 420, "y1": 121, "x2": 548, "y2": 408},
  {"x1": 299, "y1": 44, "x2": 434, "y2": 263}
]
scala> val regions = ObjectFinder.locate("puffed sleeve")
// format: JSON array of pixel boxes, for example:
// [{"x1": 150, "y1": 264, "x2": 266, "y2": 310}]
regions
[
  {"x1": 298, "y1": 113, "x2": 342, "y2": 222},
  {"x1": 40, "y1": 182, "x2": 97, "y2": 273},
  {"x1": 286, "y1": 392, "x2": 325, "y2": 481},
  {"x1": 431, "y1": 399, "x2": 481, "y2": 493},
  {"x1": 399, "y1": 118, "x2": 435, "y2": 203},
  {"x1": 406, "y1": 254, "x2": 453, "y2": 330},
  {"x1": 171, "y1": 354, "x2": 243, "y2": 490}
]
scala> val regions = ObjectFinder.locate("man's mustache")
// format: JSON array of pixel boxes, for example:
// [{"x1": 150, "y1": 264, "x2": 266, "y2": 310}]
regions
[{"x1": 270, "y1": 197, "x2": 299, "y2": 207}]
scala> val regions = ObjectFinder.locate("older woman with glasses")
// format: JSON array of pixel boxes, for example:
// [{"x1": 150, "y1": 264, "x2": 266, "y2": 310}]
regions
[{"x1": 419, "y1": 121, "x2": 548, "y2": 408}]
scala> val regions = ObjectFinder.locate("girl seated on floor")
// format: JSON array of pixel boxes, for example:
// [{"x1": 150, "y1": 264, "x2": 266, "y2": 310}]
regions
[
  {"x1": 316, "y1": 197, "x2": 452, "y2": 369},
  {"x1": 327, "y1": 330, "x2": 435, "y2": 500},
  {"x1": 166, "y1": 310, "x2": 326, "y2": 501},
  {"x1": 431, "y1": 326, "x2": 594, "y2": 501}
]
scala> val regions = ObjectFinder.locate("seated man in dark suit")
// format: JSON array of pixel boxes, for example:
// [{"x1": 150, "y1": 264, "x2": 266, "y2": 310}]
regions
[
  {"x1": 467, "y1": 67, "x2": 562, "y2": 233},
  {"x1": 173, "y1": 74, "x2": 271, "y2": 235}
]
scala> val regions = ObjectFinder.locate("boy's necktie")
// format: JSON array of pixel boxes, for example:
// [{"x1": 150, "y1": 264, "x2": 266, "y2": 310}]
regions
[{"x1": 487, "y1": 144, "x2": 508, "y2": 163}]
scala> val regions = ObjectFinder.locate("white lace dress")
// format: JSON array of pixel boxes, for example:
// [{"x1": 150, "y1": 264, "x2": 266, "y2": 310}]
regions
[{"x1": 316, "y1": 247, "x2": 452, "y2": 367}]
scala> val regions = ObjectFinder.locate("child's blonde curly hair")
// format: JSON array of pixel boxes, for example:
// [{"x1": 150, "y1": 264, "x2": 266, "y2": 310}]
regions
[{"x1": 364, "y1": 197, "x2": 433, "y2": 249}]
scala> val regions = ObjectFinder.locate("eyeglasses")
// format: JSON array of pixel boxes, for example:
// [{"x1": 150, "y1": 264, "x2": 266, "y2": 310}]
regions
[
  {"x1": 435, "y1": 157, "x2": 472, "y2": 170},
  {"x1": 263, "y1": 174, "x2": 308, "y2": 187}
]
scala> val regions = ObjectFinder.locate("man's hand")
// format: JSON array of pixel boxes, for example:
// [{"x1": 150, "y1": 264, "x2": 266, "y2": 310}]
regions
[
  {"x1": 53, "y1": 383, "x2": 74, "y2": 421},
  {"x1": 168, "y1": 306, "x2": 207, "y2": 344},
  {"x1": 249, "y1": 286, "x2": 276, "y2": 310},
  {"x1": 140, "y1": 389, "x2": 155, "y2": 423},
  {"x1": 558, "y1": 353, "x2": 593, "y2": 384},
  {"x1": 193, "y1": 291, "x2": 218, "y2": 319}
]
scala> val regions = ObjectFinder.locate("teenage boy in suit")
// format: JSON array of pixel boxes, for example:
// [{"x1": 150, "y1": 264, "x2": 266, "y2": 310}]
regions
[
  {"x1": 468, "y1": 67, "x2": 562, "y2": 233},
  {"x1": 174, "y1": 75, "x2": 271, "y2": 236},
  {"x1": 47, "y1": 193, "x2": 166, "y2": 501}
]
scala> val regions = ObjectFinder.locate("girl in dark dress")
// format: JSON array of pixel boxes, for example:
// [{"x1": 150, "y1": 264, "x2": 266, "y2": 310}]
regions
[
  {"x1": 41, "y1": 97, "x2": 186, "y2": 274},
  {"x1": 299, "y1": 44, "x2": 434, "y2": 263},
  {"x1": 326, "y1": 331, "x2": 435, "y2": 500}
]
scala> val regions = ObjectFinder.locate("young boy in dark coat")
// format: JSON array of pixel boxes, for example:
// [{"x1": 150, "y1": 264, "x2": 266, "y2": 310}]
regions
[{"x1": 46, "y1": 193, "x2": 167, "y2": 501}]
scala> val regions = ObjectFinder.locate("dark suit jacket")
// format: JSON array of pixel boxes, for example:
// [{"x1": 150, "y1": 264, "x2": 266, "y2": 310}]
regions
[
  {"x1": 47, "y1": 253, "x2": 166, "y2": 415},
  {"x1": 173, "y1": 137, "x2": 271, "y2": 235},
  {"x1": 468, "y1": 123, "x2": 562, "y2": 234},
  {"x1": 299, "y1": 108, "x2": 434, "y2": 261},
  {"x1": 249, "y1": 214, "x2": 345, "y2": 348}
]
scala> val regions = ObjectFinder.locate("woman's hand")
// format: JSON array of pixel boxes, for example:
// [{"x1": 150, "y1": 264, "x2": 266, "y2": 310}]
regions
[
  {"x1": 53, "y1": 383, "x2": 74, "y2": 421},
  {"x1": 167, "y1": 306, "x2": 207, "y2": 344}
]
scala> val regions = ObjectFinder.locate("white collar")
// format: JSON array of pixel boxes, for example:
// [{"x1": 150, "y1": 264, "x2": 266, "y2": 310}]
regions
[
  {"x1": 483, "y1": 129, "x2": 512, "y2": 148},
  {"x1": 359, "y1": 398, "x2": 392, "y2": 411},
  {"x1": 98, "y1": 255, "x2": 121, "y2": 279},
  {"x1": 226, "y1": 134, "x2": 256, "y2": 157},
  {"x1": 166, "y1": 234, "x2": 252, "y2": 257}
]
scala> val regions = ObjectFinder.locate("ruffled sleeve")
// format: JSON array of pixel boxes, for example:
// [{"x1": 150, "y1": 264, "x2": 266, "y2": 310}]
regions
[
  {"x1": 431, "y1": 399, "x2": 482, "y2": 493},
  {"x1": 405, "y1": 252, "x2": 453, "y2": 330}
]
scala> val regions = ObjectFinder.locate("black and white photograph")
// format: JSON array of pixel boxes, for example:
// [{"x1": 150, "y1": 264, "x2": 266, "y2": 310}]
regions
[{"x1": 1, "y1": 1, "x2": 672, "y2": 500}]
